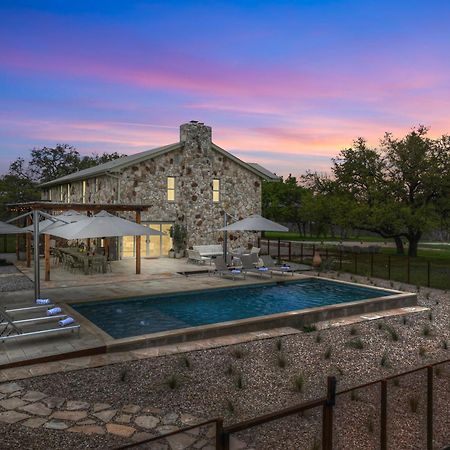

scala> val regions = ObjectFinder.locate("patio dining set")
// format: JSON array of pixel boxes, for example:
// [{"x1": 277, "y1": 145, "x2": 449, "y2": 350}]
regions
[{"x1": 53, "y1": 247, "x2": 112, "y2": 275}]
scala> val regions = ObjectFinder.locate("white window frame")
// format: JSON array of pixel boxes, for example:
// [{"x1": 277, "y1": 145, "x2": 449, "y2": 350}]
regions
[
  {"x1": 167, "y1": 176, "x2": 175, "y2": 202},
  {"x1": 213, "y1": 178, "x2": 220, "y2": 203}
]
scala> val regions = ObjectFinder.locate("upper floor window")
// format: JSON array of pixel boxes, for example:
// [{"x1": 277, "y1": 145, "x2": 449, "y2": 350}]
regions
[
  {"x1": 167, "y1": 176, "x2": 175, "y2": 201},
  {"x1": 213, "y1": 179, "x2": 220, "y2": 203},
  {"x1": 67, "y1": 184, "x2": 71, "y2": 203},
  {"x1": 82, "y1": 180, "x2": 87, "y2": 203}
]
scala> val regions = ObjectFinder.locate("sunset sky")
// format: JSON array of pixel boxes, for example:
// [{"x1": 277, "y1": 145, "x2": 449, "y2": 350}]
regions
[{"x1": 1, "y1": 0, "x2": 449, "y2": 177}]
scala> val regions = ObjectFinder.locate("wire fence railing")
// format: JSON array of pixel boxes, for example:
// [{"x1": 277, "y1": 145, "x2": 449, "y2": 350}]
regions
[{"x1": 258, "y1": 238, "x2": 450, "y2": 290}]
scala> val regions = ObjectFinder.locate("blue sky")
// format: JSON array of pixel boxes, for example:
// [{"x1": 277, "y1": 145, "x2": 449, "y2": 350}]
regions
[{"x1": 1, "y1": 0, "x2": 449, "y2": 176}]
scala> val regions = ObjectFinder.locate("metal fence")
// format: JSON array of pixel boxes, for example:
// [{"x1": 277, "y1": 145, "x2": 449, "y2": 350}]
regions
[
  {"x1": 116, "y1": 358, "x2": 450, "y2": 450},
  {"x1": 258, "y1": 238, "x2": 450, "y2": 290}
]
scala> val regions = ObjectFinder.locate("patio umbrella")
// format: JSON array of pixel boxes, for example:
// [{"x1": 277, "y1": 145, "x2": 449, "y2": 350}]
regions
[
  {"x1": 218, "y1": 214, "x2": 287, "y2": 259},
  {"x1": 43, "y1": 210, "x2": 164, "y2": 239},
  {"x1": 24, "y1": 210, "x2": 88, "y2": 233},
  {"x1": 0, "y1": 221, "x2": 27, "y2": 234},
  {"x1": 219, "y1": 214, "x2": 288, "y2": 232}
]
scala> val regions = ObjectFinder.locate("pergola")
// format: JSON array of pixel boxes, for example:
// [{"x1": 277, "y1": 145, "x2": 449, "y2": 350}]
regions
[{"x1": 7, "y1": 201, "x2": 151, "y2": 282}]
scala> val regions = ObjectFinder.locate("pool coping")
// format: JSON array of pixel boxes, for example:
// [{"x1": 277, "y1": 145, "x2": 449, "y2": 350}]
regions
[{"x1": 66, "y1": 275, "x2": 416, "y2": 352}]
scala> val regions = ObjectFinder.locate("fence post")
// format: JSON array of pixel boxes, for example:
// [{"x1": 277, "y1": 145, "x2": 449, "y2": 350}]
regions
[
  {"x1": 380, "y1": 379, "x2": 387, "y2": 450},
  {"x1": 387, "y1": 255, "x2": 391, "y2": 280},
  {"x1": 277, "y1": 238, "x2": 281, "y2": 260},
  {"x1": 267, "y1": 239, "x2": 270, "y2": 256},
  {"x1": 427, "y1": 366, "x2": 433, "y2": 450},
  {"x1": 322, "y1": 376, "x2": 336, "y2": 450},
  {"x1": 407, "y1": 257, "x2": 410, "y2": 284},
  {"x1": 427, "y1": 261, "x2": 431, "y2": 288},
  {"x1": 370, "y1": 253, "x2": 374, "y2": 277},
  {"x1": 288, "y1": 241, "x2": 292, "y2": 261}
]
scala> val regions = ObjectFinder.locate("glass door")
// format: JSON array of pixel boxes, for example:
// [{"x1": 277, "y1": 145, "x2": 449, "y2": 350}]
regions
[{"x1": 121, "y1": 223, "x2": 173, "y2": 258}]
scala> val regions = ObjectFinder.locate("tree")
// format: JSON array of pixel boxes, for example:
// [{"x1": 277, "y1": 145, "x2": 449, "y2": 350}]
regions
[{"x1": 306, "y1": 127, "x2": 450, "y2": 257}]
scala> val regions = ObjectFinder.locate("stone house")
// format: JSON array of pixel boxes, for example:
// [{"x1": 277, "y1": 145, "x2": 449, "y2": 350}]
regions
[{"x1": 40, "y1": 121, "x2": 279, "y2": 258}]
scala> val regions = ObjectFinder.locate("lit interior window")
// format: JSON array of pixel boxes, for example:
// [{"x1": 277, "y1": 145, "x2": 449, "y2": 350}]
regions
[
  {"x1": 167, "y1": 177, "x2": 175, "y2": 201},
  {"x1": 213, "y1": 179, "x2": 220, "y2": 202},
  {"x1": 60, "y1": 186, "x2": 63, "y2": 202},
  {"x1": 82, "y1": 180, "x2": 86, "y2": 203},
  {"x1": 67, "y1": 184, "x2": 71, "y2": 203}
]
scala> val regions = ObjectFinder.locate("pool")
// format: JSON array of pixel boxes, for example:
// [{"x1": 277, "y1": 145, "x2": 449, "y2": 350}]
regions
[{"x1": 72, "y1": 279, "x2": 393, "y2": 339}]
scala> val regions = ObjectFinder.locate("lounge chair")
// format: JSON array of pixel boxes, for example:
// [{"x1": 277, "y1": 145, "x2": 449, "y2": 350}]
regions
[
  {"x1": 240, "y1": 254, "x2": 272, "y2": 278},
  {"x1": 214, "y1": 256, "x2": 245, "y2": 280},
  {"x1": 187, "y1": 249, "x2": 212, "y2": 265},
  {"x1": 0, "y1": 306, "x2": 80, "y2": 343},
  {"x1": 260, "y1": 255, "x2": 295, "y2": 276}
]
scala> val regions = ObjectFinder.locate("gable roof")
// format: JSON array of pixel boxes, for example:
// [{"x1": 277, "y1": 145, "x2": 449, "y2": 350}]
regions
[{"x1": 40, "y1": 141, "x2": 279, "y2": 187}]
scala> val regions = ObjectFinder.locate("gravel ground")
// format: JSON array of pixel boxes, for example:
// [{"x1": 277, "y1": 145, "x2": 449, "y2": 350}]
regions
[
  {"x1": 0, "y1": 265, "x2": 34, "y2": 292},
  {"x1": 14, "y1": 273, "x2": 450, "y2": 449}
]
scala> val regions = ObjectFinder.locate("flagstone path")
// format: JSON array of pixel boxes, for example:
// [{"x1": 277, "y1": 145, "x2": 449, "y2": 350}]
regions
[{"x1": 0, "y1": 381, "x2": 250, "y2": 449}]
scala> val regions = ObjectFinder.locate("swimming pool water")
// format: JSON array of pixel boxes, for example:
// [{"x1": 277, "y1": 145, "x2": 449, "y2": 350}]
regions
[{"x1": 72, "y1": 279, "x2": 391, "y2": 339}]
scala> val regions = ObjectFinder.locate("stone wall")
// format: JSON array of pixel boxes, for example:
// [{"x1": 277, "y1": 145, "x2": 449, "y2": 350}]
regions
[{"x1": 44, "y1": 121, "x2": 263, "y2": 252}]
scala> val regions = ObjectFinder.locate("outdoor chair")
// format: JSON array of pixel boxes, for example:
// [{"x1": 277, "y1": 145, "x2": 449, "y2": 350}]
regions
[
  {"x1": 187, "y1": 249, "x2": 212, "y2": 265},
  {"x1": 250, "y1": 247, "x2": 261, "y2": 256},
  {"x1": 241, "y1": 254, "x2": 272, "y2": 278},
  {"x1": 260, "y1": 255, "x2": 295, "y2": 276},
  {"x1": 214, "y1": 256, "x2": 245, "y2": 280}
]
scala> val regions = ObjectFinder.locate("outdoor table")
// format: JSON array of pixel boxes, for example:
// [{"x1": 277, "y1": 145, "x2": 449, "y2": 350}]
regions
[{"x1": 59, "y1": 248, "x2": 107, "y2": 274}]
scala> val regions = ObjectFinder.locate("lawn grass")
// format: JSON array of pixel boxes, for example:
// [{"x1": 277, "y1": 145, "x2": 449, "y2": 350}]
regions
[{"x1": 264, "y1": 231, "x2": 387, "y2": 243}]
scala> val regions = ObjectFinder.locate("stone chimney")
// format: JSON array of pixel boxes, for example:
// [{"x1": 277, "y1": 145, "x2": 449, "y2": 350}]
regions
[{"x1": 180, "y1": 121, "x2": 212, "y2": 156}]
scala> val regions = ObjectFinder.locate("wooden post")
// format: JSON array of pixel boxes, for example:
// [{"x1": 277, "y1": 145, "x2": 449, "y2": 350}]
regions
[
  {"x1": 135, "y1": 210, "x2": 141, "y2": 275},
  {"x1": 267, "y1": 239, "x2": 270, "y2": 256},
  {"x1": 44, "y1": 233, "x2": 50, "y2": 281},
  {"x1": 380, "y1": 379, "x2": 387, "y2": 450},
  {"x1": 104, "y1": 238, "x2": 110, "y2": 259},
  {"x1": 15, "y1": 233, "x2": 20, "y2": 261},
  {"x1": 322, "y1": 376, "x2": 336, "y2": 450},
  {"x1": 427, "y1": 366, "x2": 433, "y2": 450},
  {"x1": 26, "y1": 216, "x2": 31, "y2": 267}
]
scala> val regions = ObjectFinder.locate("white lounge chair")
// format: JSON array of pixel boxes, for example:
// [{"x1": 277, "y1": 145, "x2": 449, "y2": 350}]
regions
[
  {"x1": 214, "y1": 256, "x2": 246, "y2": 280},
  {"x1": 260, "y1": 255, "x2": 295, "y2": 276},
  {"x1": 187, "y1": 249, "x2": 212, "y2": 265}
]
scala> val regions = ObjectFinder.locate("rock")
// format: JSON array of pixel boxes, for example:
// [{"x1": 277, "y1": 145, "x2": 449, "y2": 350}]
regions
[
  {"x1": 165, "y1": 432, "x2": 197, "y2": 450},
  {"x1": 0, "y1": 382, "x2": 23, "y2": 394},
  {"x1": 65, "y1": 400, "x2": 90, "y2": 410},
  {"x1": 230, "y1": 436, "x2": 247, "y2": 449},
  {"x1": 131, "y1": 431, "x2": 154, "y2": 442},
  {"x1": 193, "y1": 439, "x2": 208, "y2": 449},
  {"x1": 122, "y1": 404, "x2": 141, "y2": 414},
  {"x1": 93, "y1": 402, "x2": 111, "y2": 412},
  {"x1": 44, "y1": 420, "x2": 69, "y2": 430},
  {"x1": 77, "y1": 419, "x2": 97, "y2": 425},
  {"x1": 67, "y1": 425, "x2": 105, "y2": 435},
  {"x1": 106, "y1": 423, "x2": 136, "y2": 437},
  {"x1": 141, "y1": 406, "x2": 162, "y2": 414},
  {"x1": 0, "y1": 411, "x2": 30, "y2": 424},
  {"x1": 22, "y1": 391, "x2": 47, "y2": 402},
  {"x1": 51, "y1": 410, "x2": 88, "y2": 421},
  {"x1": 43, "y1": 397, "x2": 65, "y2": 409},
  {"x1": 180, "y1": 414, "x2": 198, "y2": 425},
  {"x1": 19, "y1": 402, "x2": 53, "y2": 417},
  {"x1": 0, "y1": 397, "x2": 28, "y2": 410},
  {"x1": 94, "y1": 409, "x2": 117, "y2": 422},
  {"x1": 156, "y1": 425, "x2": 179, "y2": 434},
  {"x1": 22, "y1": 417, "x2": 48, "y2": 428},
  {"x1": 135, "y1": 415, "x2": 159, "y2": 429},
  {"x1": 115, "y1": 414, "x2": 131, "y2": 424},
  {"x1": 161, "y1": 412, "x2": 178, "y2": 425}
]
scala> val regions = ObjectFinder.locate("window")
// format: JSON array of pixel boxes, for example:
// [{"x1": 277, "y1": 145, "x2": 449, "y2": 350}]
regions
[
  {"x1": 167, "y1": 177, "x2": 175, "y2": 201},
  {"x1": 48, "y1": 189, "x2": 52, "y2": 201},
  {"x1": 213, "y1": 179, "x2": 220, "y2": 202},
  {"x1": 60, "y1": 186, "x2": 63, "y2": 202},
  {"x1": 67, "y1": 184, "x2": 71, "y2": 203},
  {"x1": 82, "y1": 180, "x2": 87, "y2": 203}
]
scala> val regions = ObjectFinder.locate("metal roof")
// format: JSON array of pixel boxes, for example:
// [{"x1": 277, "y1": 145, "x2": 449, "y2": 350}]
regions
[{"x1": 40, "y1": 141, "x2": 279, "y2": 187}]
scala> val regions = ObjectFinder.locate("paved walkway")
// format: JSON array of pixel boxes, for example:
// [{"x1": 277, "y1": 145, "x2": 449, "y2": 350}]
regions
[{"x1": 0, "y1": 380, "x2": 250, "y2": 449}]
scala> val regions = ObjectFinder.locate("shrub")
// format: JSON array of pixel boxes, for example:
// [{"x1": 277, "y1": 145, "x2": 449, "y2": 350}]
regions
[
  {"x1": 385, "y1": 325, "x2": 399, "y2": 342},
  {"x1": 180, "y1": 355, "x2": 191, "y2": 369},
  {"x1": 324, "y1": 346, "x2": 332, "y2": 359},
  {"x1": 231, "y1": 347, "x2": 244, "y2": 359},
  {"x1": 409, "y1": 396, "x2": 419, "y2": 413},
  {"x1": 293, "y1": 374, "x2": 305, "y2": 392},
  {"x1": 348, "y1": 338, "x2": 364, "y2": 350},
  {"x1": 303, "y1": 324, "x2": 317, "y2": 333},
  {"x1": 165, "y1": 374, "x2": 180, "y2": 390},
  {"x1": 277, "y1": 354, "x2": 287, "y2": 369},
  {"x1": 276, "y1": 338, "x2": 283, "y2": 351},
  {"x1": 120, "y1": 369, "x2": 128, "y2": 383},
  {"x1": 380, "y1": 351, "x2": 389, "y2": 367}
]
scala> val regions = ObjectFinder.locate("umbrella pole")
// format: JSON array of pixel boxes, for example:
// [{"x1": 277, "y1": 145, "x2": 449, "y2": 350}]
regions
[
  {"x1": 223, "y1": 213, "x2": 228, "y2": 262},
  {"x1": 33, "y1": 209, "x2": 40, "y2": 300}
]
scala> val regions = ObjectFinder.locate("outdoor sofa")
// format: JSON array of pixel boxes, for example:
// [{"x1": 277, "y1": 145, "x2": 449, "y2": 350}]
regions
[{"x1": 193, "y1": 245, "x2": 223, "y2": 257}]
